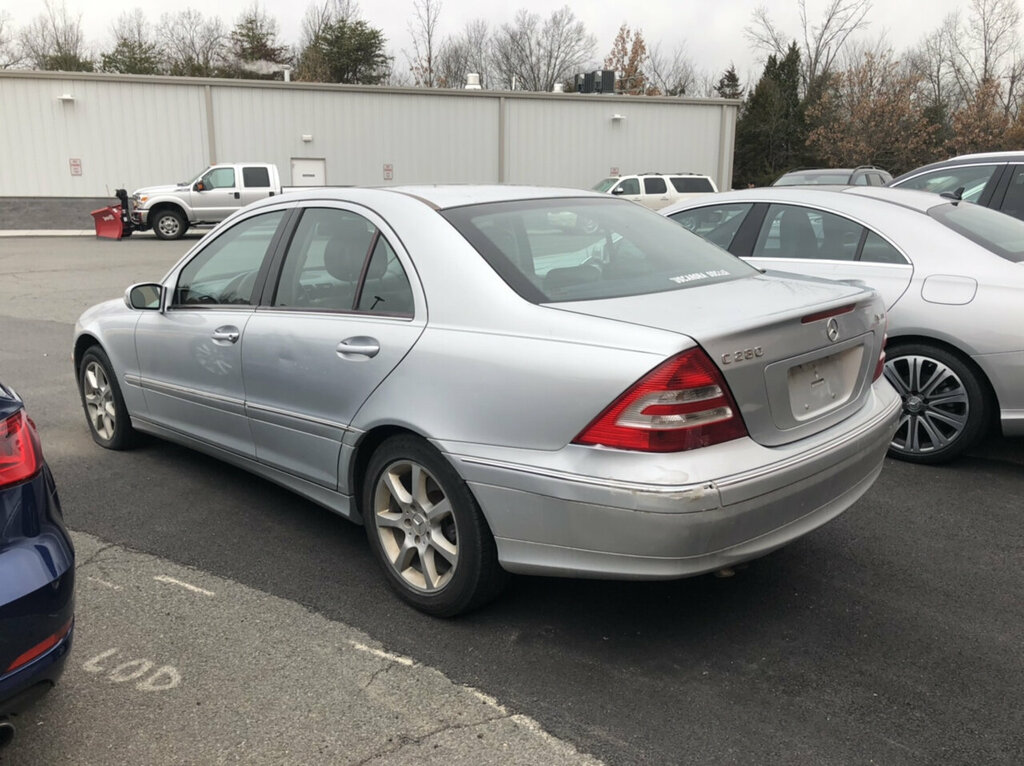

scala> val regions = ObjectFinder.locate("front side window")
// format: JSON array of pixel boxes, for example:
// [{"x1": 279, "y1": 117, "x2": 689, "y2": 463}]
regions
[
  {"x1": 202, "y1": 167, "x2": 237, "y2": 189},
  {"x1": 752, "y1": 204, "x2": 863, "y2": 261},
  {"x1": 668, "y1": 203, "x2": 753, "y2": 251},
  {"x1": 643, "y1": 177, "x2": 667, "y2": 194},
  {"x1": 173, "y1": 211, "x2": 285, "y2": 306},
  {"x1": 615, "y1": 178, "x2": 640, "y2": 195},
  {"x1": 442, "y1": 198, "x2": 755, "y2": 303},
  {"x1": 273, "y1": 208, "x2": 414, "y2": 315},
  {"x1": 894, "y1": 164, "x2": 998, "y2": 203}
]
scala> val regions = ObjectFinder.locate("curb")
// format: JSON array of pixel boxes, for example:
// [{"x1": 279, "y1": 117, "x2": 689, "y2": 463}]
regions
[{"x1": 0, "y1": 230, "x2": 97, "y2": 237}]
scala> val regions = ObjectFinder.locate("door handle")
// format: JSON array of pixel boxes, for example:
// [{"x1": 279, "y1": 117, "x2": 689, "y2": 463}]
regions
[
  {"x1": 212, "y1": 326, "x2": 240, "y2": 344},
  {"x1": 337, "y1": 336, "x2": 380, "y2": 359},
  {"x1": 233, "y1": 192, "x2": 240, "y2": 199}
]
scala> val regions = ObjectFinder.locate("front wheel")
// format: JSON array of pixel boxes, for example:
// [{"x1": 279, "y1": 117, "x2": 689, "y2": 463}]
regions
[
  {"x1": 362, "y1": 436, "x2": 507, "y2": 616},
  {"x1": 151, "y1": 208, "x2": 188, "y2": 240},
  {"x1": 883, "y1": 343, "x2": 989, "y2": 464},
  {"x1": 78, "y1": 347, "x2": 137, "y2": 450}
]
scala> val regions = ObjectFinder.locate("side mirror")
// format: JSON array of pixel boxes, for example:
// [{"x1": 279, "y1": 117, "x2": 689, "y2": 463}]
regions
[
  {"x1": 195, "y1": 181, "x2": 205, "y2": 192},
  {"x1": 125, "y1": 283, "x2": 163, "y2": 311},
  {"x1": 611, "y1": 187, "x2": 625, "y2": 195}
]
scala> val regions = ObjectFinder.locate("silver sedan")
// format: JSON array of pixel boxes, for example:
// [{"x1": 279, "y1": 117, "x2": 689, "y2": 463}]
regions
[
  {"x1": 75, "y1": 186, "x2": 898, "y2": 615},
  {"x1": 663, "y1": 186, "x2": 1024, "y2": 464}
]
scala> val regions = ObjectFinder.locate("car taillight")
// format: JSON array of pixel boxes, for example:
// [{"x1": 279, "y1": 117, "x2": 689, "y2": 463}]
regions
[
  {"x1": 573, "y1": 348, "x2": 748, "y2": 452},
  {"x1": 873, "y1": 317, "x2": 888, "y2": 382},
  {"x1": 0, "y1": 409, "x2": 42, "y2": 488},
  {"x1": 5, "y1": 619, "x2": 73, "y2": 674}
]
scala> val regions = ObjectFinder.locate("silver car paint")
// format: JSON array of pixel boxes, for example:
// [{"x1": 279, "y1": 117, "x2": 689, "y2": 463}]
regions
[
  {"x1": 75, "y1": 186, "x2": 900, "y2": 579},
  {"x1": 662, "y1": 186, "x2": 1024, "y2": 437}
]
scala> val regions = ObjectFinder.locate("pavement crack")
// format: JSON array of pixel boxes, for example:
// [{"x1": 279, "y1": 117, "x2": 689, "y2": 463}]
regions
[
  {"x1": 74, "y1": 543, "x2": 119, "y2": 571},
  {"x1": 349, "y1": 713, "x2": 513, "y2": 765},
  {"x1": 361, "y1": 662, "x2": 393, "y2": 690}
]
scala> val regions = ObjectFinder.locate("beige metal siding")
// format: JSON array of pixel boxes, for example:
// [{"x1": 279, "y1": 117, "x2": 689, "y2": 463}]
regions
[{"x1": 0, "y1": 72, "x2": 737, "y2": 198}]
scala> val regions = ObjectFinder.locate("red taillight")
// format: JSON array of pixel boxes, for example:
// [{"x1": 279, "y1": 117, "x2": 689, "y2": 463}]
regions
[
  {"x1": 573, "y1": 349, "x2": 748, "y2": 452},
  {"x1": 5, "y1": 619, "x2": 72, "y2": 674},
  {"x1": 0, "y1": 409, "x2": 42, "y2": 488}
]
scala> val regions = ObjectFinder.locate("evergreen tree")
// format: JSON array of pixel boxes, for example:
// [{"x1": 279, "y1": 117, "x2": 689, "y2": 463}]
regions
[
  {"x1": 734, "y1": 43, "x2": 805, "y2": 187},
  {"x1": 714, "y1": 65, "x2": 743, "y2": 99},
  {"x1": 297, "y1": 17, "x2": 390, "y2": 84}
]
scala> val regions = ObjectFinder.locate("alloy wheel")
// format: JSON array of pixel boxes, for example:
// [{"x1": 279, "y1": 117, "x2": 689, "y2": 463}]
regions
[
  {"x1": 884, "y1": 354, "x2": 970, "y2": 456},
  {"x1": 83, "y1": 360, "x2": 117, "y2": 441},
  {"x1": 371, "y1": 459, "x2": 459, "y2": 592}
]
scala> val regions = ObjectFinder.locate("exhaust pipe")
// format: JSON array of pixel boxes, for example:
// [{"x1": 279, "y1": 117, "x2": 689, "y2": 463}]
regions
[{"x1": 0, "y1": 720, "x2": 14, "y2": 748}]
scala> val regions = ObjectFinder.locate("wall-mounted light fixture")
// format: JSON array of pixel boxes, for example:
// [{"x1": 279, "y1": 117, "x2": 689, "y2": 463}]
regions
[
  {"x1": 611, "y1": 113, "x2": 626, "y2": 121},
  {"x1": 58, "y1": 93, "x2": 75, "y2": 103},
  {"x1": 301, "y1": 134, "x2": 313, "y2": 142}
]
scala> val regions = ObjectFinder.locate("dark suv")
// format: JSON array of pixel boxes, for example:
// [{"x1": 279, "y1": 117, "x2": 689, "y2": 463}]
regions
[
  {"x1": 773, "y1": 166, "x2": 892, "y2": 187},
  {"x1": 888, "y1": 152, "x2": 1024, "y2": 221}
]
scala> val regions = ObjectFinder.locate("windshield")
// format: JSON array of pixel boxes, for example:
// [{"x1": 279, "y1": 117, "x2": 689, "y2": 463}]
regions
[
  {"x1": 928, "y1": 201, "x2": 1024, "y2": 262},
  {"x1": 441, "y1": 197, "x2": 755, "y2": 303},
  {"x1": 592, "y1": 178, "x2": 620, "y2": 193},
  {"x1": 182, "y1": 167, "x2": 211, "y2": 185},
  {"x1": 775, "y1": 172, "x2": 851, "y2": 186}
]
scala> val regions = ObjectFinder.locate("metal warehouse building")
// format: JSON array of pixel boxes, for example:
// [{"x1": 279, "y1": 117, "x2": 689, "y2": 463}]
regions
[{"x1": 0, "y1": 70, "x2": 737, "y2": 202}]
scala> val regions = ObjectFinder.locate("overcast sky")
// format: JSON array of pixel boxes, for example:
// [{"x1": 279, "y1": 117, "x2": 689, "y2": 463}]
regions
[{"x1": 2, "y1": 0, "x2": 975, "y2": 85}]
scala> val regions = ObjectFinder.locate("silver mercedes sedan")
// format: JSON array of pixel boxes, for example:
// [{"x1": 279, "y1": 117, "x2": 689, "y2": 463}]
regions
[
  {"x1": 74, "y1": 186, "x2": 898, "y2": 615},
  {"x1": 663, "y1": 186, "x2": 1024, "y2": 465}
]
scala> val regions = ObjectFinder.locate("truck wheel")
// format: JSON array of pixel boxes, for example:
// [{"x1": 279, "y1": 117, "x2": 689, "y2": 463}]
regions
[{"x1": 152, "y1": 209, "x2": 188, "y2": 240}]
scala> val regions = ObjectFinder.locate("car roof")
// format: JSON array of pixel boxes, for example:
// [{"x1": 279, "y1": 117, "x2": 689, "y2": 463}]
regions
[
  {"x1": 891, "y1": 151, "x2": 1024, "y2": 183},
  {"x1": 662, "y1": 185, "x2": 947, "y2": 216},
  {"x1": 271, "y1": 184, "x2": 608, "y2": 211}
]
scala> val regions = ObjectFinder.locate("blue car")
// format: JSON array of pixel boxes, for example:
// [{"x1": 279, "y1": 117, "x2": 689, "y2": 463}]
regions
[{"x1": 0, "y1": 382, "x2": 74, "y2": 747}]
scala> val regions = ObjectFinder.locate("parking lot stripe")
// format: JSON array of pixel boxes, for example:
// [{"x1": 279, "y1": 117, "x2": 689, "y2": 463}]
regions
[{"x1": 153, "y1": 575, "x2": 215, "y2": 597}]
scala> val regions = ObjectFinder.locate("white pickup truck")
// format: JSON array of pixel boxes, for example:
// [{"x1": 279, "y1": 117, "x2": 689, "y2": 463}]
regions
[{"x1": 129, "y1": 162, "x2": 282, "y2": 240}]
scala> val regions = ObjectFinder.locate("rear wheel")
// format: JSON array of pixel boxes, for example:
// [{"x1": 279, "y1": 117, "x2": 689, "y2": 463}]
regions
[
  {"x1": 883, "y1": 343, "x2": 989, "y2": 464},
  {"x1": 362, "y1": 435, "x2": 507, "y2": 616},
  {"x1": 78, "y1": 347, "x2": 137, "y2": 450},
  {"x1": 152, "y1": 208, "x2": 187, "y2": 240}
]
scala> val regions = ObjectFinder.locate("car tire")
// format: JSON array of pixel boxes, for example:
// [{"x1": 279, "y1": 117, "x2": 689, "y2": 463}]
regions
[
  {"x1": 152, "y1": 209, "x2": 188, "y2": 240},
  {"x1": 883, "y1": 343, "x2": 990, "y2": 464},
  {"x1": 78, "y1": 347, "x2": 137, "y2": 450},
  {"x1": 362, "y1": 435, "x2": 507, "y2": 616}
]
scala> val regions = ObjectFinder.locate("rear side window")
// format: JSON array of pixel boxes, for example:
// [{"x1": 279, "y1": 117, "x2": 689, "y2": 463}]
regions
[
  {"x1": 894, "y1": 164, "x2": 998, "y2": 203},
  {"x1": 752, "y1": 204, "x2": 863, "y2": 261},
  {"x1": 668, "y1": 203, "x2": 753, "y2": 251},
  {"x1": 998, "y1": 166, "x2": 1024, "y2": 221},
  {"x1": 671, "y1": 177, "x2": 715, "y2": 193},
  {"x1": 442, "y1": 198, "x2": 755, "y2": 303},
  {"x1": 643, "y1": 177, "x2": 667, "y2": 194},
  {"x1": 242, "y1": 166, "x2": 271, "y2": 187},
  {"x1": 928, "y1": 202, "x2": 1024, "y2": 262}
]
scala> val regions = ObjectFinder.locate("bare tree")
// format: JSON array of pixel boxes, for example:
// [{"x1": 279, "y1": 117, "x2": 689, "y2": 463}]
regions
[
  {"x1": 908, "y1": 18, "x2": 960, "y2": 112},
  {"x1": 101, "y1": 9, "x2": 162, "y2": 74},
  {"x1": 0, "y1": 11, "x2": 23, "y2": 69},
  {"x1": 491, "y1": 6, "x2": 595, "y2": 92},
  {"x1": 435, "y1": 18, "x2": 491, "y2": 88},
  {"x1": 20, "y1": 0, "x2": 93, "y2": 71},
  {"x1": 646, "y1": 42, "x2": 698, "y2": 96},
  {"x1": 943, "y1": 0, "x2": 1022, "y2": 114},
  {"x1": 405, "y1": 0, "x2": 442, "y2": 87},
  {"x1": 158, "y1": 9, "x2": 228, "y2": 77},
  {"x1": 746, "y1": 0, "x2": 872, "y2": 92}
]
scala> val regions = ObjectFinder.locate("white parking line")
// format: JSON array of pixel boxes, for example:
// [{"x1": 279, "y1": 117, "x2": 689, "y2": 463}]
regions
[
  {"x1": 344, "y1": 639, "x2": 415, "y2": 667},
  {"x1": 87, "y1": 576, "x2": 122, "y2": 591},
  {"x1": 153, "y1": 575, "x2": 215, "y2": 597}
]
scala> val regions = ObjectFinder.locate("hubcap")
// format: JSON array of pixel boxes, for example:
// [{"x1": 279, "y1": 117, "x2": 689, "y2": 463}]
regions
[
  {"x1": 883, "y1": 355, "x2": 970, "y2": 455},
  {"x1": 83, "y1": 361, "x2": 117, "y2": 441},
  {"x1": 372, "y1": 460, "x2": 458, "y2": 593}
]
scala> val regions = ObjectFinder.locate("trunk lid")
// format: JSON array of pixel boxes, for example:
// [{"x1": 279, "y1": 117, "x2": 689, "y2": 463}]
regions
[{"x1": 549, "y1": 273, "x2": 887, "y2": 447}]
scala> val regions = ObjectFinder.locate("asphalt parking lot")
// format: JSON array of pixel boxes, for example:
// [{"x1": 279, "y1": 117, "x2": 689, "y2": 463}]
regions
[{"x1": 1, "y1": 234, "x2": 1022, "y2": 765}]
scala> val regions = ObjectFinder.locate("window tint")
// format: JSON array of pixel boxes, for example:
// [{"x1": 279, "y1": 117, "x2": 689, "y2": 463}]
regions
[
  {"x1": 202, "y1": 167, "x2": 236, "y2": 189},
  {"x1": 442, "y1": 198, "x2": 754, "y2": 303},
  {"x1": 357, "y1": 237, "x2": 415, "y2": 315},
  {"x1": 999, "y1": 166, "x2": 1024, "y2": 221},
  {"x1": 273, "y1": 208, "x2": 414, "y2": 314},
  {"x1": 928, "y1": 202, "x2": 1024, "y2": 262},
  {"x1": 671, "y1": 177, "x2": 715, "y2": 193},
  {"x1": 616, "y1": 178, "x2": 640, "y2": 195},
  {"x1": 668, "y1": 203, "x2": 753, "y2": 251},
  {"x1": 852, "y1": 173, "x2": 869, "y2": 185},
  {"x1": 173, "y1": 211, "x2": 284, "y2": 306},
  {"x1": 752, "y1": 204, "x2": 863, "y2": 261},
  {"x1": 643, "y1": 177, "x2": 667, "y2": 194},
  {"x1": 860, "y1": 231, "x2": 907, "y2": 264},
  {"x1": 895, "y1": 164, "x2": 998, "y2": 203},
  {"x1": 242, "y1": 166, "x2": 271, "y2": 187}
]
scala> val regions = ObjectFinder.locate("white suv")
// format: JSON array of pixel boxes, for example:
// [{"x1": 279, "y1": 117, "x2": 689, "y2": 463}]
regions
[{"x1": 593, "y1": 172, "x2": 718, "y2": 210}]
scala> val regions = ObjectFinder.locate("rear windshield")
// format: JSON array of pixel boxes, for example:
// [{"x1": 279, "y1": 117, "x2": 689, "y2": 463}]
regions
[
  {"x1": 441, "y1": 198, "x2": 755, "y2": 303},
  {"x1": 775, "y1": 172, "x2": 851, "y2": 186},
  {"x1": 671, "y1": 177, "x2": 715, "y2": 193},
  {"x1": 928, "y1": 202, "x2": 1024, "y2": 262}
]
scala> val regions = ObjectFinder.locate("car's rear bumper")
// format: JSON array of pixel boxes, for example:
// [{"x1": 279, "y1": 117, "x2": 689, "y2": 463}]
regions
[{"x1": 449, "y1": 381, "x2": 900, "y2": 579}]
